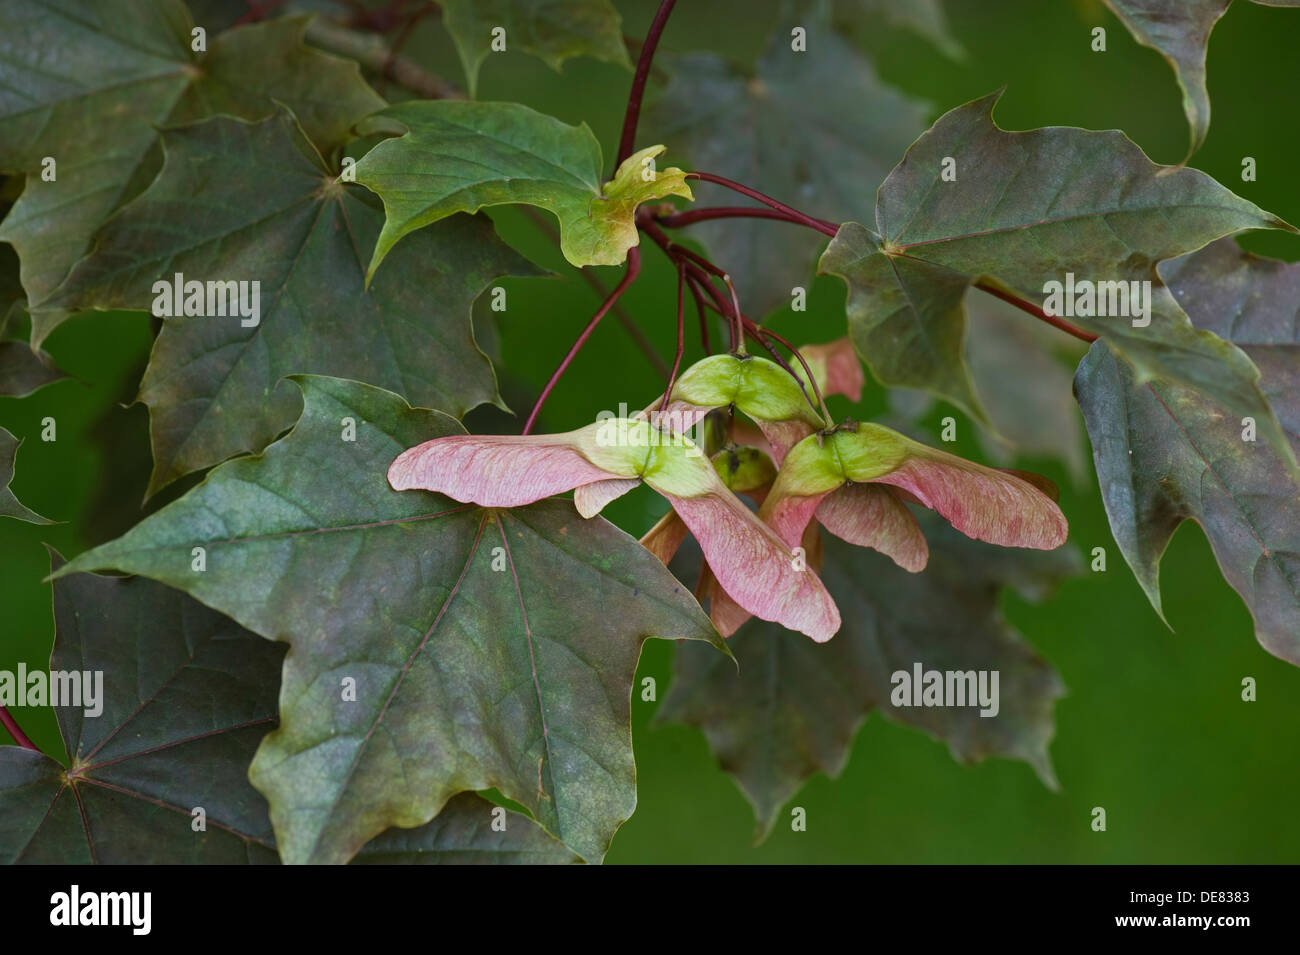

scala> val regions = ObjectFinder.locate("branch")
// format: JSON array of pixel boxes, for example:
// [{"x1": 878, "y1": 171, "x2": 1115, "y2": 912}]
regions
[
  {"x1": 522, "y1": 249, "x2": 642, "y2": 435},
  {"x1": 639, "y1": 215, "x2": 726, "y2": 278},
  {"x1": 686, "y1": 273, "x2": 712, "y2": 354},
  {"x1": 681, "y1": 263, "x2": 824, "y2": 420},
  {"x1": 974, "y1": 279, "x2": 1098, "y2": 344},
  {"x1": 656, "y1": 206, "x2": 815, "y2": 229},
  {"x1": 686, "y1": 172, "x2": 839, "y2": 237},
  {"x1": 752, "y1": 323, "x2": 832, "y2": 426},
  {"x1": 304, "y1": 17, "x2": 463, "y2": 99},
  {"x1": 0, "y1": 705, "x2": 39, "y2": 752},
  {"x1": 659, "y1": 262, "x2": 686, "y2": 414},
  {"x1": 616, "y1": 0, "x2": 678, "y2": 169}
]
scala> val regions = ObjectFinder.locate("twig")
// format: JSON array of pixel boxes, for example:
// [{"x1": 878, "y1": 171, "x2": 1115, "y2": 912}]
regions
[
  {"x1": 522, "y1": 249, "x2": 642, "y2": 434},
  {"x1": 686, "y1": 172, "x2": 839, "y2": 237},
  {"x1": 0, "y1": 705, "x2": 39, "y2": 752},
  {"x1": 688, "y1": 275, "x2": 712, "y2": 355},
  {"x1": 753, "y1": 324, "x2": 832, "y2": 426},
  {"x1": 656, "y1": 206, "x2": 815, "y2": 229},
  {"x1": 974, "y1": 279, "x2": 1098, "y2": 343},
  {"x1": 616, "y1": 0, "x2": 678, "y2": 169},
  {"x1": 722, "y1": 274, "x2": 748, "y2": 357},
  {"x1": 660, "y1": 262, "x2": 687, "y2": 415},
  {"x1": 304, "y1": 18, "x2": 463, "y2": 99}
]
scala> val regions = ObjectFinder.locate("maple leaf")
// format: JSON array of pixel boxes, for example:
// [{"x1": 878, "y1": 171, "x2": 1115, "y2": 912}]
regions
[
  {"x1": 352, "y1": 100, "x2": 693, "y2": 276},
  {"x1": 48, "y1": 111, "x2": 540, "y2": 495},
  {"x1": 819, "y1": 91, "x2": 1296, "y2": 458},
  {"x1": 1076, "y1": 238, "x2": 1300, "y2": 665},
  {"x1": 56, "y1": 376, "x2": 726, "y2": 863}
]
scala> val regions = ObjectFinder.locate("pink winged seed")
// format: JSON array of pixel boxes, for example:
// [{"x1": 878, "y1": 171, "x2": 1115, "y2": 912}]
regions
[
  {"x1": 665, "y1": 490, "x2": 841, "y2": 642},
  {"x1": 814, "y1": 483, "x2": 929, "y2": 572},
  {"x1": 388, "y1": 435, "x2": 616, "y2": 506},
  {"x1": 574, "y1": 478, "x2": 642, "y2": 518},
  {"x1": 804, "y1": 337, "x2": 864, "y2": 402},
  {"x1": 762, "y1": 488, "x2": 834, "y2": 550},
  {"x1": 869, "y1": 453, "x2": 1068, "y2": 550}
]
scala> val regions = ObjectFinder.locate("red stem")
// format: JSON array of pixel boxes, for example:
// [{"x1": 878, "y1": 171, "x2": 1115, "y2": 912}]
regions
[
  {"x1": 685, "y1": 272, "x2": 820, "y2": 415},
  {"x1": 660, "y1": 262, "x2": 687, "y2": 415},
  {"x1": 639, "y1": 215, "x2": 726, "y2": 277},
  {"x1": 683, "y1": 267, "x2": 733, "y2": 348},
  {"x1": 974, "y1": 279, "x2": 1099, "y2": 343},
  {"x1": 686, "y1": 173, "x2": 839, "y2": 237},
  {"x1": 687, "y1": 275, "x2": 711, "y2": 354},
  {"x1": 722, "y1": 273, "x2": 747, "y2": 356},
  {"x1": 521, "y1": 249, "x2": 642, "y2": 435},
  {"x1": 1, "y1": 705, "x2": 39, "y2": 752},
  {"x1": 752, "y1": 324, "x2": 831, "y2": 424},
  {"x1": 656, "y1": 206, "x2": 814, "y2": 229},
  {"x1": 616, "y1": 0, "x2": 678, "y2": 169}
]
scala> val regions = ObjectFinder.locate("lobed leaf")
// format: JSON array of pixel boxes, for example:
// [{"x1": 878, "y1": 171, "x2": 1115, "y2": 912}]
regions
[
  {"x1": 48, "y1": 111, "x2": 539, "y2": 495},
  {"x1": 660, "y1": 520, "x2": 1078, "y2": 838},
  {"x1": 351, "y1": 792, "x2": 580, "y2": 864},
  {"x1": 0, "y1": 4, "x2": 384, "y2": 345},
  {"x1": 441, "y1": 0, "x2": 631, "y2": 98},
  {"x1": 0, "y1": 246, "x2": 64, "y2": 396},
  {"x1": 56, "y1": 375, "x2": 724, "y2": 864},
  {"x1": 1101, "y1": 0, "x2": 1300, "y2": 158},
  {"x1": 842, "y1": 0, "x2": 965, "y2": 59},
  {"x1": 1, "y1": 556, "x2": 286, "y2": 863},
  {"x1": 352, "y1": 100, "x2": 691, "y2": 275},
  {"x1": 1076, "y1": 239, "x2": 1300, "y2": 665},
  {"x1": 1, "y1": 557, "x2": 583, "y2": 863},
  {"x1": 819, "y1": 91, "x2": 1296, "y2": 455}
]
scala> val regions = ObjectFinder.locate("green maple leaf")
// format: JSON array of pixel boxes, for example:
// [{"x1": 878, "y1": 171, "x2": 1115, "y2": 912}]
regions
[
  {"x1": 647, "y1": 21, "x2": 927, "y2": 317},
  {"x1": 351, "y1": 100, "x2": 693, "y2": 277},
  {"x1": 441, "y1": 0, "x2": 631, "y2": 98},
  {"x1": 818, "y1": 91, "x2": 1296, "y2": 453},
  {"x1": 0, "y1": 3, "x2": 384, "y2": 345},
  {"x1": 1075, "y1": 238, "x2": 1300, "y2": 665},
  {"x1": 56, "y1": 375, "x2": 725, "y2": 864},
  {"x1": 0, "y1": 426, "x2": 51, "y2": 524},
  {"x1": 1, "y1": 558, "x2": 581, "y2": 863},
  {"x1": 1102, "y1": 0, "x2": 1300, "y2": 157},
  {"x1": 660, "y1": 520, "x2": 1078, "y2": 838},
  {"x1": 48, "y1": 110, "x2": 539, "y2": 496}
]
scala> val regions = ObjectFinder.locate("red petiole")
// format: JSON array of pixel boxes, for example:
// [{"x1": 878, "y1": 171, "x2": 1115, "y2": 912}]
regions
[{"x1": 521, "y1": 0, "x2": 1093, "y2": 435}]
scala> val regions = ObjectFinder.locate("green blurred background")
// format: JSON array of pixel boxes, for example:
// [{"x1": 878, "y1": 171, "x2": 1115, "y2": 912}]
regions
[{"x1": 3, "y1": 0, "x2": 1299, "y2": 862}]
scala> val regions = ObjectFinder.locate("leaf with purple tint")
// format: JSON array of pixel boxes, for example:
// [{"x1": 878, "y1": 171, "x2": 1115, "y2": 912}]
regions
[{"x1": 55, "y1": 376, "x2": 724, "y2": 864}]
